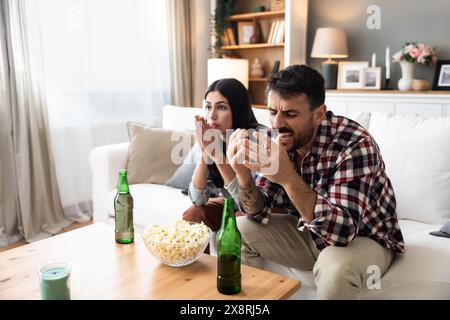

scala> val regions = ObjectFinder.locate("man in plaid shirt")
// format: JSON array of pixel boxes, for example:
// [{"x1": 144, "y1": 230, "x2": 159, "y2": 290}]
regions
[{"x1": 227, "y1": 65, "x2": 405, "y2": 299}]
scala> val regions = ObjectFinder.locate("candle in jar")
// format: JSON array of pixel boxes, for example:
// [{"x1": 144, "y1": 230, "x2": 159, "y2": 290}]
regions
[{"x1": 39, "y1": 263, "x2": 71, "y2": 300}]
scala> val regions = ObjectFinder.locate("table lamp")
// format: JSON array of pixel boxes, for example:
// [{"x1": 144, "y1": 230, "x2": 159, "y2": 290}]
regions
[
  {"x1": 207, "y1": 58, "x2": 249, "y2": 89},
  {"x1": 311, "y1": 28, "x2": 348, "y2": 89}
]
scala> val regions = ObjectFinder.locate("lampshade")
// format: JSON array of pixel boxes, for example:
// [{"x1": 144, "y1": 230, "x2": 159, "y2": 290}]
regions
[
  {"x1": 311, "y1": 28, "x2": 348, "y2": 59},
  {"x1": 207, "y1": 58, "x2": 249, "y2": 89}
]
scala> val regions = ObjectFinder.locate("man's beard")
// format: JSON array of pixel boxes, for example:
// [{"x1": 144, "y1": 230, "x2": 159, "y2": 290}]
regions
[{"x1": 287, "y1": 125, "x2": 315, "y2": 153}]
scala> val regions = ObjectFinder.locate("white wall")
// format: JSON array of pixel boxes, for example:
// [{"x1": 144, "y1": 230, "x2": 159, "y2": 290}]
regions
[{"x1": 192, "y1": 0, "x2": 212, "y2": 108}]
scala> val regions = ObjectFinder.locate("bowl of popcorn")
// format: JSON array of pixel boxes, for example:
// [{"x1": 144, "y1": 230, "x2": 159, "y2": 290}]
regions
[{"x1": 142, "y1": 220, "x2": 212, "y2": 267}]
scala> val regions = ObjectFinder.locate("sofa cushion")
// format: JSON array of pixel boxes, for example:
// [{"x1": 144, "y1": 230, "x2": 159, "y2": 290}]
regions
[
  {"x1": 162, "y1": 105, "x2": 204, "y2": 131},
  {"x1": 368, "y1": 112, "x2": 450, "y2": 224},
  {"x1": 260, "y1": 219, "x2": 450, "y2": 300},
  {"x1": 165, "y1": 144, "x2": 200, "y2": 189},
  {"x1": 126, "y1": 122, "x2": 194, "y2": 184},
  {"x1": 346, "y1": 111, "x2": 371, "y2": 130}
]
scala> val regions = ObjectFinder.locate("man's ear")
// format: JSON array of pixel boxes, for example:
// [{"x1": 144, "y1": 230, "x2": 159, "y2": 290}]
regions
[{"x1": 313, "y1": 104, "x2": 327, "y2": 125}]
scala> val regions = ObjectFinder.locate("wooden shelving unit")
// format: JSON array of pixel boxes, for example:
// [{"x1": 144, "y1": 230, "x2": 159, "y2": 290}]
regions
[
  {"x1": 222, "y1": 43, "x2": 284, "y2": 50},
  {"x1": 229, "y1": 10, "x2": 285, "y2": 21},
  {"x1": 251, "y1": 104, "x2": 267, "y2": 109},
  {"x1": 221, "y1": 0, "x2": 308, "y2": 105},
  {"x1": 249, "y1": 77, "x2": 268, "y2": 82}
]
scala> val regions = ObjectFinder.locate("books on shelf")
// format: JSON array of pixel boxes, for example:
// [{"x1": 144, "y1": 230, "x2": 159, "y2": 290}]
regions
[
  {"x1": 226, "y1": 27, "x2": 236, "y2": 46},
  {"x1": 222, "y1": 27, "x2": 237, "y2": 46},
  {"x1": 267, "y1": 20, "x2": 284, "y2": 44}
]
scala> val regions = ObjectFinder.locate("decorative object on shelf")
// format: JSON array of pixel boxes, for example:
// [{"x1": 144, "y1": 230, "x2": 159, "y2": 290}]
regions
[
  {"x1": 212, "y1": 0, "x2": 235, "y2": 58},
  {"x1": 311, "y1": 27, "x2": 348, "y2": 89},
  {"x1": 412, "y1": 79, "x2": 432, "y2": 91},
  {"x1": 250, "y1": 59, "x2": 264, "y2": 78},
  {"x1": 237, "y1": 21, "x2": 254, "y2": 45},
  {"x1": 397, "y1": 61, "x2": 416, "y2": 91},
  {"x1": 208, "y1": 58, "x2": 249, "y2": 89},
  {"x1": 432, "y1": 60, "x2": 450, "y2": 90},
  {"x1": 362, "y1": 67, "x2": 385, "y2": 90},
  {"x1": 337, "y1": 61, "x2": 369, "y2": 89},
  {"x1": 393, "y1": 42, "x2": 437, "y2": 91},
  {"x1": 270, "y1": 0, "x2": 285, "y2": 11},
  {"x1": 271, "y1": 60, "x2": 280, "y2": 76},
  {"x1": 249, "y1": 19, "x2": 260, "y2": 44},
  {"x1": 252, "y1": 5, "x2": 265, "y2": 12},
  {"x1": 371, "y1": 52, "x2": 377, "y2": 67},
  {"x1": 385, "y1": 46, "x2": 391, "y2": 89}
]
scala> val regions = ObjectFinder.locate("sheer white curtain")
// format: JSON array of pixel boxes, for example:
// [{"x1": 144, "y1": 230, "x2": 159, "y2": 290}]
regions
[{"x1": 36, "y1": 0, "x2": 171, "y2": 221}]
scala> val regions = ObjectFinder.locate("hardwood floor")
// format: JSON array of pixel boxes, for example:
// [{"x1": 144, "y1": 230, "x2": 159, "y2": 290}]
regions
[{"x1": 0, "y1": 220, "x2": 93, "y2": 253}]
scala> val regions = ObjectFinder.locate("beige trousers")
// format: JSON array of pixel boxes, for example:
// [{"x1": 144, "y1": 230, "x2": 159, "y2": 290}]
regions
[{"x1": 236, "y1": 214, "x2": 394, "y2": 300}]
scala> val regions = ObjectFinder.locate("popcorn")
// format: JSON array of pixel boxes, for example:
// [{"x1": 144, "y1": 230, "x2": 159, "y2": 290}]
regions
[{"x1": 142, "y1": 220, "x2": 211, "y2": 267}]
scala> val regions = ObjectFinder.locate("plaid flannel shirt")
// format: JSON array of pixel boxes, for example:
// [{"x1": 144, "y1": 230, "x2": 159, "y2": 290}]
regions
[{"x1": 246, "y1": 111, "x2": 405, "y2": 253}]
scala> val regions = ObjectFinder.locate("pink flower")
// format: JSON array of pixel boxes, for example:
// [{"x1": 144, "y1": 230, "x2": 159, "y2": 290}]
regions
[
  {"x1": 396, "y1": 43, "x2": 437, "y2": 65},
  {"x1": 392, "y1": 51, "x2": 403, "y2": 62},
  {"x1": 421, "y1": 47, "x2": 431, "y2": 58},
  {"x1": 409, "y1": 47, "x2": 420, "y2": 59}
]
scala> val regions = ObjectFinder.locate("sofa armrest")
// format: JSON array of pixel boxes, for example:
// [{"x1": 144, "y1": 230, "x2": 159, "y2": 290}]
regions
[{"x1": 89, "y1": 142, "x2": 129, "y2": 223}]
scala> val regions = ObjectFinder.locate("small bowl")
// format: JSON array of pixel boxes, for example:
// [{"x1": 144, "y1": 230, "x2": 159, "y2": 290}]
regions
[{"x1": 142, "y1": 221, "x2": 212, "y2": 267}]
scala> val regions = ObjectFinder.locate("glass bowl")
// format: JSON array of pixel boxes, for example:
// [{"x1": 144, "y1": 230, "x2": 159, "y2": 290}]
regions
[{"x1": 142, "y1": 221, "x2": 212, "y2": 268}]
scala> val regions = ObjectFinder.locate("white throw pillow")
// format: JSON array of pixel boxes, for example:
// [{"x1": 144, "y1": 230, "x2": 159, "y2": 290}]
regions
[
  {"x1": 346, "y1": 111, "x2": 371, "y2": 130},
  {"x1": 368, "y1": 112, "x2": 450, "y2": 224}
]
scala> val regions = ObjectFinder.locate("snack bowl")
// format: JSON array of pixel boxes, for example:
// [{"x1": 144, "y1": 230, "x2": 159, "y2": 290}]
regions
[{"x1": 142, "y1": 220, "x2": 212, "y2": 267}]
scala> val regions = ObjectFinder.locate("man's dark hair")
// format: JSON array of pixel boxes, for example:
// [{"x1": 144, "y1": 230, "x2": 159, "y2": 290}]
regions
[{"x1": 266, "y1": 64, "x2": 325, "y2": 110}]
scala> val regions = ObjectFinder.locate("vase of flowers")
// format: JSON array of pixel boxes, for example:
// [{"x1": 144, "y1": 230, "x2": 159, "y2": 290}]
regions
[
  {"x1": 397, "y1": 61, "x2": 416, "y2": 91},
  {"x1": 393, "y1": 42, "x2": 437, "y2": 91}
]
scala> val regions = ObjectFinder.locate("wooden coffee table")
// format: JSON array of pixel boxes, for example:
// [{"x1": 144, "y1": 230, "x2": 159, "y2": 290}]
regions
[{"x1": 0, "y1": 223, "x2": 300, "y2": 300}]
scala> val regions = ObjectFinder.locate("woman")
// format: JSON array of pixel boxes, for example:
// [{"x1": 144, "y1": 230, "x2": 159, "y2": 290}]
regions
[{"x1": 182, "y1": 78, "x2": 262, "y2": 238}]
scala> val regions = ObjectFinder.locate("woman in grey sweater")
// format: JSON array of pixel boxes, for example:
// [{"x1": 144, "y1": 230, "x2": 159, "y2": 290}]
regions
[{"x1": 183, "y1": 78, "x2": 263, "y2": 240}]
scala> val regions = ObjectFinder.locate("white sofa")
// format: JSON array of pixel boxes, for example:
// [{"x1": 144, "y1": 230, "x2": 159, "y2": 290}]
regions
[{"x1": 89, "y1": 105, "x2": 450, "y2": 299}]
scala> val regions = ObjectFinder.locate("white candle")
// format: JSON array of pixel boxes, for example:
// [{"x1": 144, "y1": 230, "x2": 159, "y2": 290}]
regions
[
  {"x1": 385, "y1": 46, "x2": 390, "y2": 79},
  {"x1": 371, "y1": 53, "x2": 376, "y2": 67}
]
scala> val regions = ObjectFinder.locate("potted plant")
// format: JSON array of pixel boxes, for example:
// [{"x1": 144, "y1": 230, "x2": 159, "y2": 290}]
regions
[{"x1": 211, "y1": 0, "x2": 235, "y2": 58}]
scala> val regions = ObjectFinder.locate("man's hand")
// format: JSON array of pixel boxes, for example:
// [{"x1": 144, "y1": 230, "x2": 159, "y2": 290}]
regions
[
  {"x1": 226, "y1": 129, "x2": 252, "y2": 187},
  {"x1": 243, "y1": 131, "x2": 296, "y2": 186}
]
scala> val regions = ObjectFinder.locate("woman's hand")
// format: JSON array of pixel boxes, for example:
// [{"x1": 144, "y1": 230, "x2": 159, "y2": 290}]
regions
[{"x1": 194, "y1": 115, "x2": 225, "y2": 164}]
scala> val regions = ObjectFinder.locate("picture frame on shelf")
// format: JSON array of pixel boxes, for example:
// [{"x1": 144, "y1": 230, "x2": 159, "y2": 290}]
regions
[
  {"x1": 362, "y1": 67, "x2": 385, "y2": 90},
  {"x1": 337, "y1": 61, "x2": 369, "y2": 89},
  {"x1": 432, "y1": 60, "x2": 450, "y2": 90},
  {"x1": 237, "y1": 21, "x2": 254, "y2": 45},
  {"x1": 270, "y1": 0, "x2": 285, "y2": 11}
]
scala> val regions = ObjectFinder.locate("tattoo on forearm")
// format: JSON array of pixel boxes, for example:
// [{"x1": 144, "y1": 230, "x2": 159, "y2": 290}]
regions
[{"x1": 238, "y1": 183, "x2": 265, "y2": 215}]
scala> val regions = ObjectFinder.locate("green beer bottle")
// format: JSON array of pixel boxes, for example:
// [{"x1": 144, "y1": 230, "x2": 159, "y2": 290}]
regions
[
  {"x1": 114, "y1": 169, "x2": 134, "y2": 244},
  {"x1": 216, "y1": 197, "x2": 241, "y2": 295}
]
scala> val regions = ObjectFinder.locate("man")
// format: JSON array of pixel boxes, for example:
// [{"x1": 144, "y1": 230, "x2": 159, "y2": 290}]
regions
[{"x1": 227, "y1": 64, "x2": 405, "y2": 299}]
